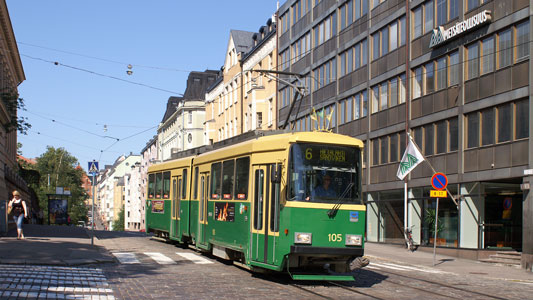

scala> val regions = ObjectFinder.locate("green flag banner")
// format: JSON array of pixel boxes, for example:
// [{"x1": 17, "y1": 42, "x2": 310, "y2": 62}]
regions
[{"x1": 397, "y1": 138, "x2": 425, "y2": 180}]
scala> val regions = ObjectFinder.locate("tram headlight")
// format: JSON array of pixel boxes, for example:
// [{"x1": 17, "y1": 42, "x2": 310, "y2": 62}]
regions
[
  {"x1": 345, "y1": 234, "x2": 362, "y2": 246},
  {"x1": 294, "y1": 232, "x2": 312, "y2": 244}
]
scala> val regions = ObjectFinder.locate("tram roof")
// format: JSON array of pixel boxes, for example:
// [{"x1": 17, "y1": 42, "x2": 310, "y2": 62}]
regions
[{"x1": 148, "y1": 131, "x2": 363, "y2": 172}]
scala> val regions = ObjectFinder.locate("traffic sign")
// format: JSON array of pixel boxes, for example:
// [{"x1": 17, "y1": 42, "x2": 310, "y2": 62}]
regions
[
  {"x1": 431, "y1": 172, "x2": 448, "y2": 190},
  {"x1": 430, "y1": 190, "x2": 447, "y2": 198},
  {"x1": 88, "y1": 161, "x2": 99, "y2": 175}
]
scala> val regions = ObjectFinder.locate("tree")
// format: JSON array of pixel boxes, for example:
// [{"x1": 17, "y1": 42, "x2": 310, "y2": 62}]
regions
[
  {"x1": 113, "y1": 205, "x2": 125, "y2": 231},
  {"x1": 2, "y1": 93, "x2": 31, "y2": 135},
  {"x1": 21, "y1": 146, "x2": 88, "y2": 224}
]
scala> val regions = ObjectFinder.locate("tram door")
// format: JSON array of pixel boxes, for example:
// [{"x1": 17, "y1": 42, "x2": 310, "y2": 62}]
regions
[
  {"x1": 171, "y1": 176, "x2": 181, "y2": 239},
  {"x1": 251, "y1": 165, "x2": 278, "y2": 265},
  {"x1": 198, "y1": 174, "x2": 209, "y2": 247}
]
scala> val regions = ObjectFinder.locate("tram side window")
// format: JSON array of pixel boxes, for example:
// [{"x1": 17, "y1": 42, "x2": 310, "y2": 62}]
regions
[
  {"x1": 222, "y1": 160, "x2": 235, "y2": 199},
  {"x1": 254, "y1": 169, "x2": 264, "y2": 230},
  {"x1": 148, "y1": 174, "x2": 155, "y2": 198},
  {"x1": 182, "y1": 169, "x2": 188, "y2": 199},
  {"x1": 155, "y1": 173, "x2": 163, "y2": 199},
  {"x1": 234, "y1": 157, "x2": 250, "y2": 200},
  {"x1": 163, "y1": 172, "x2": 171, "y2": 199},
  {"x1": 193, "y1": 167, "x2": 199, "y2": 200},
  {"x1": 270, "y1": 164, "x2": 280, "y2": 232},
  {"x1": 211, "y1": 163, "x2": 222, "y2": 199}
]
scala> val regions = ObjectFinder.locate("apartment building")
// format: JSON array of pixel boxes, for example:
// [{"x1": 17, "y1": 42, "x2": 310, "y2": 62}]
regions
[
  {"x1": 277, "y1": 0, "x2": 532, "y2": 270},
  {"x1": 158, "y1": 71, "x2": 217, "y2": 160},
  {"x1": 0, "y1": 0, "x2": 27, "y2": 235}
]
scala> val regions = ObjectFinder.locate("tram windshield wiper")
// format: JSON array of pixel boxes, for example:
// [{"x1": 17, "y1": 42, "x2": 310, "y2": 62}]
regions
[{"x1": 327, "y1": 182, "x2": 354, "y2": 218}]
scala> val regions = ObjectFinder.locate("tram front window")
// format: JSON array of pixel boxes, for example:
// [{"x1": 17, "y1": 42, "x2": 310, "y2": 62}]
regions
[{"x1": 288, "y1": 143, "x2": 362, "y2": 204}]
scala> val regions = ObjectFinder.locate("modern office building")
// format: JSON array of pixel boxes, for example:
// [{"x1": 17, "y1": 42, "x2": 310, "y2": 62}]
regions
[{"x1": 276, "y1": 0, "x2": 531, "y2": 270}]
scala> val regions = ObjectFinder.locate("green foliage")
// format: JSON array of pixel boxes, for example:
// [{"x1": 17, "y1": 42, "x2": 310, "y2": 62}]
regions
[
  {"x1": 425, "y1": 208, "x2": 444, "y2": 236},
  {"x1": 19, "y1": 146, "x2": 88, "y2": 224},
  {"x1": 113, "y1": 205, "x2": 125, "y2": 231},
  {"x1": 1, "y1": 93, "x2": 31, "y2": 135}
]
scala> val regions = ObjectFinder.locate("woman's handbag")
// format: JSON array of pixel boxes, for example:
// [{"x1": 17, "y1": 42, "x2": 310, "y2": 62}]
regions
[{"x1": 7, "y1": 204, "x2": 12, "y2": 215}]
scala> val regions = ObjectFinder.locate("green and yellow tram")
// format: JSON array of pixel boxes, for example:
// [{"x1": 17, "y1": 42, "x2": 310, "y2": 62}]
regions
[{"x1": 146, "y1": 131, "x2": 367, "y2": 280}]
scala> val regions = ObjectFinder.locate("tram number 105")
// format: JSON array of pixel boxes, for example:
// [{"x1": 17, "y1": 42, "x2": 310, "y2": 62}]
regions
[{"x1": 328, "y1": 233, "x2": 342, "y2": 242}]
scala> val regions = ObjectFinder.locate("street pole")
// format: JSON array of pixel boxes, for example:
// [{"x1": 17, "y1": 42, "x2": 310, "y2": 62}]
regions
[
  {"x1": 433, "y1": 197, "x2": 439, "y2": 266},
  {"x1": 91, "y1": 173, "x2": 95, "y2": 246}
]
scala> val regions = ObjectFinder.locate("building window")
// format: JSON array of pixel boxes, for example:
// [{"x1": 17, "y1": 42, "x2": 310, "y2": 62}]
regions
[
  {"x1": 436, "y1": 120, "x2": 447, "y2": 154},
  {"x1": 424, "y1": 0, "x2": 434, "y2": 34},
  {"x1": 467, "y1": 112, "x2": 479, "y2": 148},
  {"x1": 449, "y1": 118, "x2": 458, "y2": 151},
  {"x1": 372, "y1": 139, "x2": 379, "y2": 166},
  {"x1": 481, "y1": 108, "x2": 495, "y2": 146},
  {"x1": 436, "y1": 57, "x2": 446, "y2": 90},
  {"x1": 399, "y1": 74, "x2": 406, "y2": 104},
  {"x1": 449, "y1": 51, "x2": 459, "y2": 85},
  {"x1": 188, "y1": 112, "x2": 193, "y2": 124},
  {"x1": 380, "y1": 136, "x2": 388, "y2": 164},
  {"x1": 498, "y1": 29, "x2": 512, "y2": 69},
  {"x1": 497, "y1": 103, "x2": 511, "y2": 143},
  {"x1": 390, "y1": 133, "x2": 398, "y2": 162},
  {"x1": 372, "y1": 86, "x2": 379, "y2": 114},
  {"x1": 362, "y1": 90, "x2": 368, "y2": 117},
  {"x1": 413, "y1": 67, "x2": 422, "y2": 98},
  {"x1": 515, "y1": 99, "x2": 529, "y2": 139},
  {"x1": 481, "y1": 36, "x2": 494, "y2": 75},
  {"x1": 516, "y1": 21, "x2": 530, "y2": 61},
  {"x1": 390, "y1": 77, "x2": 398, "y2": 107},
  {"x1": 424, "y1": 124, "x2": 434, "y2": 155},
  {"x1": 425, "y1": 62, "x2": 434, "y2": 94},
  {"x1": 390, "y1": 22, "x2": 398, "y2": 51},
  {"x1": 380, "y1": 82, "x2": 388, "y2": 110},
  {"x1": 467, "y1": 43, "x2": 479, "y2": 80},
  {"x1": 413, "y1": 6, "x2": 422, "y2": 39}
]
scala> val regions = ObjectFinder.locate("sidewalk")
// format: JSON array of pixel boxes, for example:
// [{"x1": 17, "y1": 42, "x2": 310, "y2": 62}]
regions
[
  {"x1": 364, "y1": 242, "x2": 533, "y2": 283},
  {"x1": 0, "y1": 224, "x2": 114, "y2": 266}
]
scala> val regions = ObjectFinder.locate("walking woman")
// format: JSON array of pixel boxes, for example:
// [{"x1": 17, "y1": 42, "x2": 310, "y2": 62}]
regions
[{"x1": 8, "y1": 190, "x2": 27, "y2": 239}]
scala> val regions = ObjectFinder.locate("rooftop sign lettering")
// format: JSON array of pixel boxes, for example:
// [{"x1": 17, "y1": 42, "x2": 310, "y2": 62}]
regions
[{"x1": 429, "y1": 10, "x2": 491, "y2": 48}]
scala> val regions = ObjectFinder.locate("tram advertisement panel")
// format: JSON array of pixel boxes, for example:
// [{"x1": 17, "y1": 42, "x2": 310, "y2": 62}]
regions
[
  {"x1": 152, "y1": 200, "x2": 165, "y2": 214},
  {"x1": 215, "y1": 202, "x2": 235, "y2": 222}
]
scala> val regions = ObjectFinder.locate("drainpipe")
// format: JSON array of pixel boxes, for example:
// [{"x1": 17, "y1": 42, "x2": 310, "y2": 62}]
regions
[{"x1": 240, "y1": 59, "x2": 244, "y2": 135}]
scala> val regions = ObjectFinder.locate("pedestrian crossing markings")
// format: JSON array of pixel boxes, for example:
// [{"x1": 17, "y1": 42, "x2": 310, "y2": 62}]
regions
[
  {"x1": 113, "y1": 252, "x2": 214, "y2": 265},
  {"x1": 367, "y1": 262, "x2": 451, "y2": 274}
]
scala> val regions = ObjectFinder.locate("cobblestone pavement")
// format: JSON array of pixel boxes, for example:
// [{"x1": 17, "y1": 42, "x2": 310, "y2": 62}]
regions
[
  {"x1": 0, "y1": 264, "x2": 114, "y2": 299},
  {"x1": 94, "y1": 233, "x2": 533, "y2": 300}
]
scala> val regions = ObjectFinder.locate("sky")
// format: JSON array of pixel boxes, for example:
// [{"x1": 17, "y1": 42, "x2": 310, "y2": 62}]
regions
[{"x1": 7, "y1": 0, "x2": 280, "y2": 171}]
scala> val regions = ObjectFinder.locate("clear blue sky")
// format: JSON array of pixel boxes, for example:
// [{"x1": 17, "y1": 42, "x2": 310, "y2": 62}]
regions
[{"x1": 8, "y1": 0, "x2": 280, "y2": 170}]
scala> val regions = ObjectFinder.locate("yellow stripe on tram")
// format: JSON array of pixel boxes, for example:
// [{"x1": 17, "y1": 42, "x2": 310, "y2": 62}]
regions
[{"x1": 284, "y1": 202, "x2": 366, "y2": 211}]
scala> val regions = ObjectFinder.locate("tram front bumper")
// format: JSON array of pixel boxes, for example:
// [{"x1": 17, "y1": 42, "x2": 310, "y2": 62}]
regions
[{"x1": 290, "y1": 245, "x2": 364, "y2": 256}]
